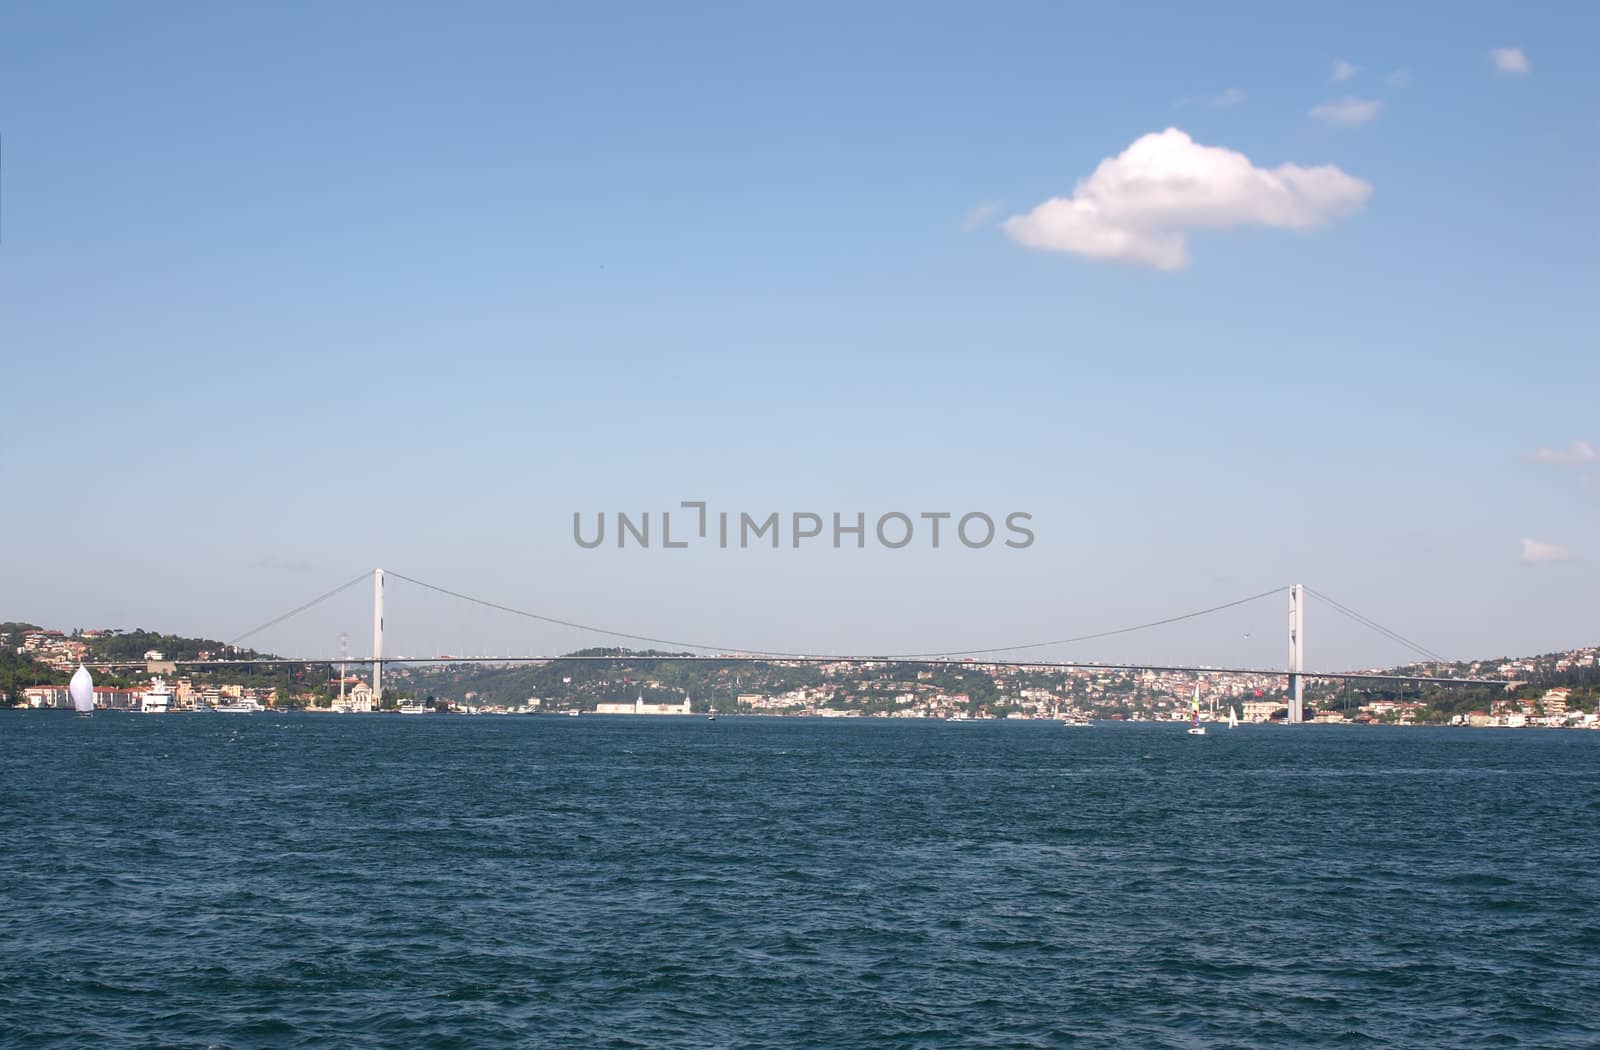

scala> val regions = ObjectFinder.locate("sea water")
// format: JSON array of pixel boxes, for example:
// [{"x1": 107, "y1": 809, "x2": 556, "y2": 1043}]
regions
[{"x1": 2, "y1": 713, "x2": 1596, "y2": 1047}]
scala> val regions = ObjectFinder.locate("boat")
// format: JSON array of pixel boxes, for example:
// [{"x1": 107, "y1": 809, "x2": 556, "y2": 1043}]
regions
[
  {"x1": 1186, "y1": 686, "x2": 1206, "y2": 735},
  {"x1": 1228, "y1": 705, "x2": 1240, "y2": 730},
  {"x1": 397, "y1": 700, "x2": 430, "y2": 715},
  {"x1": 213, "y1": 697, "x2": 264, "y2": 714},
  {"x1": 139, "y1": 676, "x2": 173, "y2": 714},
  {"x1": 70, "y1": 665, "x2": 94, "y2": 716}
]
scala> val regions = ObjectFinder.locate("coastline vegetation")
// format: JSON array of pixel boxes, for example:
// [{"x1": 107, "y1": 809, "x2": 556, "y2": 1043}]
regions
[{"x1": 5, "y1": 622, "x2": 1596, "y2": 721}]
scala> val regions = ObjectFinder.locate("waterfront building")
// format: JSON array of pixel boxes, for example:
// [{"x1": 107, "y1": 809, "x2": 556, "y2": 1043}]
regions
[
  {"x1": 594, "y1": 693, "x2": 692, "y2": 715},
  {"x1": 22, "y1": 685, "x2": 71, "y2": 709},
  {"x1": 1242, "y1": 700, "x2": 1280, "y2": 722},
  {"x1": 332, "y1": 681, "x2": 374, "y2": 713}
]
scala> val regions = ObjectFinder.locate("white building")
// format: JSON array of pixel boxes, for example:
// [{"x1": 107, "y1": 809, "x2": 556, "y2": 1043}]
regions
[
  {"x1": 593, "y1": 693, "x2": 692, "y2": 715},
  {"x1": 334, "y1": 681, "x2": 374, "y2": 713},
  {"x1": 1242, "y1": 699, "x2": 1280, "y2": 723}
]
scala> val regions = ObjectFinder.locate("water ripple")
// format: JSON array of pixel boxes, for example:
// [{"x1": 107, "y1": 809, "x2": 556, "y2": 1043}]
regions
[{"x1": 2, "y1": 714, "x2": 1598, "y2": 1047}]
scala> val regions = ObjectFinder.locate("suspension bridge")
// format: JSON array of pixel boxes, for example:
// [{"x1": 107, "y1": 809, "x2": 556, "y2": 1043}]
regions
[{"x1": 83, "y1": 569, "x2": 1511, "y2": 723}]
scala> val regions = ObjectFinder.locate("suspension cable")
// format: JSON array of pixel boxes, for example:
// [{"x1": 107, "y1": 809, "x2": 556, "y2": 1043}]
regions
[
  {"x1": 1303, "y1": 586, "x2": 1446, "y2": 665},
  {"x1": 229, "y1": 572, "x2": 372, "y2": 647},
  {"x1": 385, "y1": 571, "x2": 1285, "y2": 661},
  {"x1": 384, "y1": 571, "x2": 776, "y2": 655},
  {"x1": 888, "y1": 586, "x2": 1288, "y2": 658}
]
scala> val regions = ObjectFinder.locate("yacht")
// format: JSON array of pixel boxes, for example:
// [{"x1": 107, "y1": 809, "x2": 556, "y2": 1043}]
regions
[{"x1": 139, "y1": 677, "x2": 173, "y2": 714}]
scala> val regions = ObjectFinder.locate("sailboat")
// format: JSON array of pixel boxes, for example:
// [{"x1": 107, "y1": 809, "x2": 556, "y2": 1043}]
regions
[
  {"x1": 70, "y1": 665, "x2": 95, "y2": 716},
  {"x1": 1186, "y1": 685, "x2": 1206, "y2": 735},
  {"x1": 1228, "y1": 706, "x2": 1240, "y2": 730}
]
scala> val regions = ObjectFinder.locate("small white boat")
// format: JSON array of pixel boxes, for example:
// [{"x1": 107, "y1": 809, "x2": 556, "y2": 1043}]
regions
[
  {"x1": 1186, "y1": 686, "x2": 1206, "y2": 735},
  {"x1": 1228, "y1": 706, "x2": 1240, "y2": 730}
]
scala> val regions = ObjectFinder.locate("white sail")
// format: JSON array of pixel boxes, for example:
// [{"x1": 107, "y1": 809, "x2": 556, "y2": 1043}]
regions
[
  {"x1": 1228, "y1": 705, "x2": 1240, "y2": 729},
  {"x1": 69, "y1": 665, "x2": 95, "y2": 713}
]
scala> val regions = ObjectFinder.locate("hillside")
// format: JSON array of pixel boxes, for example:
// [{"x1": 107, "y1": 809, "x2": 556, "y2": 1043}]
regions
[
  {"x1": 83, "y1": 629, "x2": 271, "y2": 664},
  {"x1": 391, "y1": 643, "x2": 1600, "y2": 721}
]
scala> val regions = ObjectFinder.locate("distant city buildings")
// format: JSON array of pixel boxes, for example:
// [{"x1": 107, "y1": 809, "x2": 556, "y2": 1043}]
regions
[{"x1": 5, "y1": 624, "x2": 1598, "y2": 726}]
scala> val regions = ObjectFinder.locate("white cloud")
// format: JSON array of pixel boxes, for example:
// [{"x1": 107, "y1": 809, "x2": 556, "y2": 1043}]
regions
[
  {"x1": 1001, "y1": 128, "x2": 1372, "y2": 271},
  {"x1": 1310, "y1": 97, "x2": 1384, "y2": 127},
  {"x1": 1332, "y1": 59, "x2": 1362, "y2": 81},
  {"x1": 1531, "y1": 440, "x2": 1597, "y2": 466},
  {"x1": 1491, "y1": 47, "x2": 1530, "y2": 74},
  {"x1": 1178, "y1": 86, "x2": 1247, "y2": 107},
  {"x1": 959, "y1": 199, "x2": 1005, "y2": 232},
  {"x1": 1521, "y1": 538, "x2": 1573, "y2": 563}
]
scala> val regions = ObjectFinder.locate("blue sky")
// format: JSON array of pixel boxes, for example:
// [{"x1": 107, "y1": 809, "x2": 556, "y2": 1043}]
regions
[{"x1": 2, "y1": 2, "x2": 1596, "y2": 669}]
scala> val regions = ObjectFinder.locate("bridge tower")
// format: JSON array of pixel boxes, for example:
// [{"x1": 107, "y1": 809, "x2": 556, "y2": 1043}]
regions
[
  {"x1": 1287, "y1": 583, "x2": 1304, "y2": 723},
  {"x1": 372, "y1": 568, "x2": 384, "y2": 703}
]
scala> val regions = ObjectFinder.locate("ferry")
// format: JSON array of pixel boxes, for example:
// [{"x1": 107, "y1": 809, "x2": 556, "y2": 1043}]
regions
[
  {"x1": 213, "y1": 697, "x2": 265, "y2": 714},
  {"x1": 139, "y1": 676, "x2": 173, "y2": 714},
  {"x1": 397, "y1": 700, "x2": 430, "y2": 715}
]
